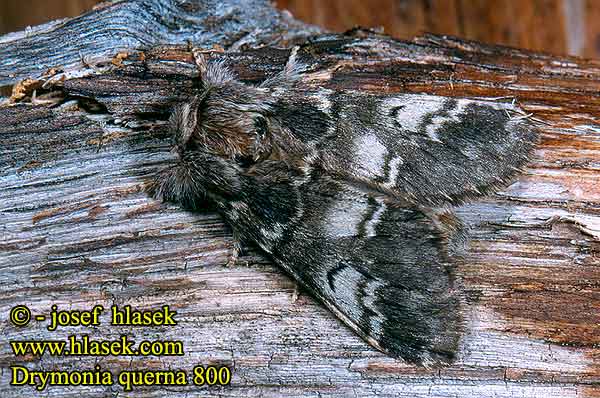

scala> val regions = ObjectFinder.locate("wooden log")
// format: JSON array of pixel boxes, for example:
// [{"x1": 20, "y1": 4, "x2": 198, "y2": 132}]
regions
[
  {"x1": 0, "y1": 1, "x2": 599, "y2": 397},
  {"x1": 0, "y1": 0, "x2": 321, "y2": 87}
]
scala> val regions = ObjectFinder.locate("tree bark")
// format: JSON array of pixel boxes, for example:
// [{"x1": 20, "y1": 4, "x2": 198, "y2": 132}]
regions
[{"x1": 0, "y1": 1, "x2": 599, "y2": 397}]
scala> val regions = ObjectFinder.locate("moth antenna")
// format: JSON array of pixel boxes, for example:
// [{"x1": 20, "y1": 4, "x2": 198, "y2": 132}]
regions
[
  {"x1": 203, "y1": 59, "x2": 236, "y2": 86},
  {"x1": 193, "y1": 49, "x2": 237, "y2": 87},
  {"x1": 261, "y1": 46, "x2": 306, "y2": 88},
  {"x1": 283, "y1": 46, "x2": 305, "y2": 77},
  {"x1": 192, "y1": 50, "x2": 208, "y2": 78}
]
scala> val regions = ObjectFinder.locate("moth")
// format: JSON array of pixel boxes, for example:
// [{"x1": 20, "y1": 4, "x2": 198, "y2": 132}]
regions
[{"x1": 149, "y1": 48, "x2": 538, "y2": 366}]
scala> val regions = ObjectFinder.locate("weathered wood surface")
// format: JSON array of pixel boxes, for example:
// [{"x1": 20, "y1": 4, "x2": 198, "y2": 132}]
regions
[
  {"x1": 0, "y1": 1, "x2": 599, "y2": 397},
  {"x1": 0, "y1": 0, "x2": 321, "y2": 87},
  {"x1": 3, "y1": 0, "x2": 599, "y2": 59}
]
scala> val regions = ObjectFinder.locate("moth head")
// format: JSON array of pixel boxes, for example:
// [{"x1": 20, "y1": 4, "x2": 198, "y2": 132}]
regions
[
  {"x1": 189, "y1": 85, "x2": 273, "y2": 163},
  {"x1": 169, "y1": 56, "x2": 290, "y2": 163}
]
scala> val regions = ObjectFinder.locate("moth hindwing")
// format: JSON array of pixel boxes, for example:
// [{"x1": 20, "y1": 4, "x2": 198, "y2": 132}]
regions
[{"x1": 149, "y1": 50, "x2": 538, "y2": 365}]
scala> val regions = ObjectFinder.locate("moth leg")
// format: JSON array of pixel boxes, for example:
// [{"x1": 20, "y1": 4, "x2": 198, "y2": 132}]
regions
[
  {"x1": 226, "y1": 230, "x2": 245, "y2": 268},
  {"x1": 290, "y1": 284, "x2": 300, "y2": 303},
  {"x1": 147, "y1": 162, "x2": 206, "y2": 210}
]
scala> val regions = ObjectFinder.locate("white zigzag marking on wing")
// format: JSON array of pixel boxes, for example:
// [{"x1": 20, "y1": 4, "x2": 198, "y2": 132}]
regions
[{"x1": 365, "y1": 198, "x2": 387, "y2": 238}]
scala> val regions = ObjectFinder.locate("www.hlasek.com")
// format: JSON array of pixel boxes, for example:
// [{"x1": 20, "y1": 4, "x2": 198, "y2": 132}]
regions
[{"x1": 8, "y1": 304, "x2": 232, "y2": 392}]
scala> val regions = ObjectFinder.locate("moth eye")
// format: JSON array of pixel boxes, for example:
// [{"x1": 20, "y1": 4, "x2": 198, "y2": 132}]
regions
[
  {"x1": 254, "y1": 115, "x2": 269, "y2": 138},
  {"x1": 235, "y1": 155, "x2": 255, "y2": 168}
]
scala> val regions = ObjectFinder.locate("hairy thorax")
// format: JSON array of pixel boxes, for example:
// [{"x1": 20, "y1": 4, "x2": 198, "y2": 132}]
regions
[{"x1": 191, "y1": 87, "x2": 277, "y2": 165}]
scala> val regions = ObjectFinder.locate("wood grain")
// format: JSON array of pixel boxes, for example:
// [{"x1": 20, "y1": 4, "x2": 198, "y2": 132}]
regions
[
  {"x1": 3, "y1": 0, "x2": 600, "y2": 58},
  {"x1": 0, "y1": 0, "x2": 320, "y2": 87},
  {"x1": 0, "y1": 1, "x2": 599, "y2": 397}
]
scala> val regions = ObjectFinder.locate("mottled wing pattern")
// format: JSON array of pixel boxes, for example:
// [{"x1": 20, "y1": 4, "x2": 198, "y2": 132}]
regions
[
  {"x1": 221, "y1": 164, "x2": 464, "y2": 365},
  {"x1": 305, "y1": 93, "x2": 538, "y2": 206},
  {"x1": 152, "y1": 58, "x2": 540, "y2": 365}
]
